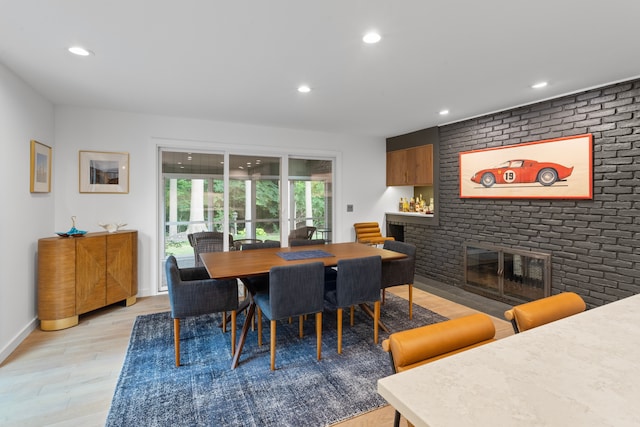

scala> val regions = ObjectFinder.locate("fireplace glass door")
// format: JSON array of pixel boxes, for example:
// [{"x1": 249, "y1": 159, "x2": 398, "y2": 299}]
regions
[{"x1": 464, "y1": 242, "x2": 550, "y2": 304}]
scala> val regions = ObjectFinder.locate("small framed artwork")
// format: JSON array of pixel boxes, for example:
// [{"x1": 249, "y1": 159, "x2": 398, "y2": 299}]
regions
[
  {"x1": 459, "y1": 134, "x2": 593, "y2": 199},
  {"x1": 30, "y1": 140, "x2": 52, "y2": 193},
  {"x1": 79, "y1": 150, "x2": 130, "y2": 193}
]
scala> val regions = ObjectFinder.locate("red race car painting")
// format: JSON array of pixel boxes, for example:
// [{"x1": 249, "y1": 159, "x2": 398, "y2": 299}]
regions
[{"x1": 470, "y1": 159, "x2": 574, "y2": 188}]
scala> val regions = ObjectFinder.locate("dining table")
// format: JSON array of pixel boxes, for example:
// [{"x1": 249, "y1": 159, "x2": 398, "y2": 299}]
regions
[
  {"x1": 200, "y1": 241, "x2": 407, "y2": 368},
  {"x1": 377, "y1": 292, "x2": 640, "y2": 427}
]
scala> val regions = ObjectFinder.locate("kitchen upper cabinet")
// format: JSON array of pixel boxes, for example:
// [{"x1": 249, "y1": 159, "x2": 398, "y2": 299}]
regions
[{"x1": 386, "y1": 144, "x2": 433, "y2": 186}]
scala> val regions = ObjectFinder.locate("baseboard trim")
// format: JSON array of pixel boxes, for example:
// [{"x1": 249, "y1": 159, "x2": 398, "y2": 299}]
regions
[{"x1": 0, "y1": 317, "x2": 38, "y2": 365}]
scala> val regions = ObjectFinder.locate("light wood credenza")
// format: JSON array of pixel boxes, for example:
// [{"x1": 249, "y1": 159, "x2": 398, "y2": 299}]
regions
[{"x1": 37, "y1": 230, "x2": 138, "y2": 331}]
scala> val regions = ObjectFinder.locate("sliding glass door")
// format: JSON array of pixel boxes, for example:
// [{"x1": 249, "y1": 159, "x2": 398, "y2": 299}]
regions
[{"x1": 159, "y1": 149, "x2": 333, "y2": 292}]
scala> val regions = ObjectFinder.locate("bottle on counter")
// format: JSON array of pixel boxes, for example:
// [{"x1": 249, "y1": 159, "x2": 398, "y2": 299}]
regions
[
  {"x1": 409, "y1": 197, "x2": 415, "y2": 212},
  {"x1": 399, "y1": 198, "x2": 404, "y2": 212}
]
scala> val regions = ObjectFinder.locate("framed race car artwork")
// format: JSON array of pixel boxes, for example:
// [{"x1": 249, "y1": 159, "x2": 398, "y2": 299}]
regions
[{"x1": 459, "y1": 134, "x2": 593, "y2": 199}]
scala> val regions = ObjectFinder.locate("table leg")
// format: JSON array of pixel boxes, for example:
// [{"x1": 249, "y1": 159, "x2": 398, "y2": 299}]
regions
[
  {"x1": 359, "y1": 303, "x2": 390, "y2": 334},
  {"x1": 231, "y1": 301, "x2": 255, "y2": 369}
]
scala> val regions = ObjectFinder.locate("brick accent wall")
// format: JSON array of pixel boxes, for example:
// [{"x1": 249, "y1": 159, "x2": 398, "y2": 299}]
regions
[{"x1": 407, "y1": 79, "x2": 640, "y2": 307}]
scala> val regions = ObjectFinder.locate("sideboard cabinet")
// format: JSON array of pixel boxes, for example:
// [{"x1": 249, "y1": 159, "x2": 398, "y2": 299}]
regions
[{"x1": 38, "y1": 230, "x2": 138, "y2": 331}]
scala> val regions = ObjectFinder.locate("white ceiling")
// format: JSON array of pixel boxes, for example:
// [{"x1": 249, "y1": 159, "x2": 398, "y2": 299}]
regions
[{"x1": 2, "y1": 0, "x2": 639, "y2": 138}]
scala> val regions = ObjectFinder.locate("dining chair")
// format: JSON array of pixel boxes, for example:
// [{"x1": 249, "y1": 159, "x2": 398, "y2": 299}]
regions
[
  {"x1": 289, "y1": 238, "x2": 338, "y2": 281},
  {"x1": 324, "y1": 255, "x2": 382, "y2": 354},
  {"x1": 504, "y1": 292, "x2": 586, "y2": 333},
  {"x1": 254, "y1": 262, "x2": 325, "y2": 370},
  {"x1": 353, "y1": 222, "x2": 394, "y2": 245},
  {"x1": 165, "y1": 255, "x2": 239, "y2": 367},
  {"x1": 381, "y1": 240, "x2": 417, "y2": 319},
  {"x1": 188, "y1": 231, "x2": 233, "y2": 266},
  {"x1": 382, "y1": 313, "x2": 496, "y2": 427}
]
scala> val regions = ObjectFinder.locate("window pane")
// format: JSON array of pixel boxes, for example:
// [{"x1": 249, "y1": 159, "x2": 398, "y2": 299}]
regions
[
  {"x1": 229, "y1": 155, "x2": 281, "y2": 242},
  {"x1": 288, "y1": 158, "x2": 333, "y2": 242}
]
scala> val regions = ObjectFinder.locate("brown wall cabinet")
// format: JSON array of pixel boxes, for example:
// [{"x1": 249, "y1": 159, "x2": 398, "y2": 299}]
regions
[
  {"x1": 386, "y1": 144, "x2": 433, "y2": 186},
  {"x1": 38, "y1": 230, "x2": 138, "y2": 331}
]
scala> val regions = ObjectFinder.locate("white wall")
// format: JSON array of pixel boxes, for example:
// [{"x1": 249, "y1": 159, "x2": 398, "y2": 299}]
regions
[
  {"x1": 54, "y1": 107, "x2": 404, "y2": 298},
  {"x1": 0, "y1": 62, "x2": 54, "y2": 362}
]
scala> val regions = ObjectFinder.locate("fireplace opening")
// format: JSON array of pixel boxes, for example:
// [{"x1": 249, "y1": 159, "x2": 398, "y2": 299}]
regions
[
  {"x1": 463, "y1": 242, "x2": 550, "y2": 305},
  {"x1": 387, "y1": 224, "x2": 404, "y2": 242}
]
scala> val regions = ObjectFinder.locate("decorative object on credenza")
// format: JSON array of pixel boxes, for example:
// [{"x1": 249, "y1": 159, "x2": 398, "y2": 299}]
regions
[
  {"x1": 98, "y1": 222, "x2": 127, "y2": 233},
  {"x1": 79, "y1": 150, "x2": 129, "y2": 194},
  {"x1": 459, "y1": 134, "x2": 593, "y2": 199},
  {"x1": 30, "y1": 140, "x2": 52, "y2": 193},
  {"x1": 56, "y1": 216, "x2": 87, "y2": 237}
]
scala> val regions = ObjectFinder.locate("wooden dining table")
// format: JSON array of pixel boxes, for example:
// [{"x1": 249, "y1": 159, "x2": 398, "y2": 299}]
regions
[{"x1": 200, "y1": 242, "x2": 407, "y2": 368}]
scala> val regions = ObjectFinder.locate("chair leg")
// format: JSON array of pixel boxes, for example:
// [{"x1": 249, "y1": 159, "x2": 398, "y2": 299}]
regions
[
  {"x1": 231, "y1": 310, "x2": 237, "y2": 355},
  {"x1": 257, "y1": 307, "x2": 263, "y2": 347},
  {"x1": 173, "y1": 318, "x2": 181, "y2": 367},
  {"x1": 270, "y1": 319, "x2": 277, "y2": 370},
  {"x1": 350, "y1": 305, "x2": 355, "y2": 326},
  {"x1": 337, "y1": 308, "x2": 343, "y2": 354},
  {"x1": 299, "y1": 315, "x2": 304, "y2": 338},
  {"x1": 393, "y1": 409, "x2": 401, "y2": 427},
  {"x1": 222, "y1": 311, "x2": 227, "y2": 333},
  {"x1": 316, "y1": 312, "x2": 322, "y2": 361},
  {"x1": 408, "y1": 284, "x2": 413, "y2": 319},
  {"x1": 382, "y1": 289, "x2": 386, "y2": 304},
  {"x1": 374, "y1": 300, "x2": 380, "y2": 344}
]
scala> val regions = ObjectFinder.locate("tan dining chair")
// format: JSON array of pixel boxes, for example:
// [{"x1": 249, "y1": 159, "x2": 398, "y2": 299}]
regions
[
  {"x1": 382, "y1": 313, "x2": 496, "y2": 427},
  {"x1": 353, "y1": 222, "x2": 394, "y2": 246},
  {"x1": 504, "y1": 292, "x2": 586, "y2": 333}
]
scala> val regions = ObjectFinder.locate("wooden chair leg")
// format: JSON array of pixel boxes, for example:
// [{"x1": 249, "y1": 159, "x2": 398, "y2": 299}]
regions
[
  {"x1": 374, "y1": 300, "x2": 380, "y2": 344},
  {"x1": 270, "y1": 320, "x2": 277, "y2": 370},
  {"x1": 350, "y1": 305, "x2": 355, "y2": 326},
  {"x1": 231, "y1": 310, "x2": 237, "y2": 355},
  {"x1": 222, "y1": 311, "x2": 227, "y2": 333},
  {"x1": 257, "y1": 307, "x2": 263, "y2": 347},
  {"x1": 299, "y1": 315, "x2": 304, "y2": 338},
  {"x1": 174, "y1": 318, "x2": 181, "y2": 367},
  {"x1": 337, "y1": 308, "x2": 343, "y2": 354},
  {"x1": 382, "y1": 289, "x2": 386, "y2": 304},
  {"x1": 408, "y1": 284, "x2": 413, "y2": 319},
  {"x1": 316, "y1": 312, "x2": 322, "y2": 361}
]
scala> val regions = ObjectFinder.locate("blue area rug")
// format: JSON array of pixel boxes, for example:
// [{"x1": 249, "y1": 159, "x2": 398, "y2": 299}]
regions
[
  {"x1": 106, "y1": 295, "x2": 446, "y2": 427},
  {"x1": 276, "y1": 250, "x2": 335, "y2": 261}
]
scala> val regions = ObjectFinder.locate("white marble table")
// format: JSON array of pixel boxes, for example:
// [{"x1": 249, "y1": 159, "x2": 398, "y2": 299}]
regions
[{"x1": 378, "y1": 293, "x2": 640, "y2": 427}]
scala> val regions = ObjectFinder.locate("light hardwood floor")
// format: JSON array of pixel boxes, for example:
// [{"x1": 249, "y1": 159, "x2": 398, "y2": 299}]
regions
[{"x1": 0, "y1": 287, "x2": 513, "y2": 427}]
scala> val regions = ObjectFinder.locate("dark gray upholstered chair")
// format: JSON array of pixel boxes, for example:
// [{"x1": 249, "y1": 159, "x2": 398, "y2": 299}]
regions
[
  {"x1": 254, "y1": 262, "x2": 325, "y2": 370},
  {"x1": 239, "y1": 240, "x2": 281, "y2": 295},
  {"x1": 324, "y1": 255, "x2": 382, "y2": 354},
  {"x1": 165, "y1": 255, "x2": 239, "y2": 367},
  {"x1": 187, "y1": 231, "x2": 233, "y2": 266},
  {"x1": 289, "y1": 238, "x2": 326, "y2": 246},
  {"x1": 289, "y1": 238, "x2": 338, "y2": 281},
  {"x1": 381, "y1": 240, "x2": 417, "y2": 319}
]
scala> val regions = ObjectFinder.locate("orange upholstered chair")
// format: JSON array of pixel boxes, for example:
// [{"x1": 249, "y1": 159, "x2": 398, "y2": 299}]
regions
[
  {"x1": 353, "y1": 222, "x2": 394, "y2": 245},
  {"x1": 382, "y1": 313, "x2": 496, "y2": 427},
  {"x1": 504, "y1": 292, "x2": 586, "y2": 333}
]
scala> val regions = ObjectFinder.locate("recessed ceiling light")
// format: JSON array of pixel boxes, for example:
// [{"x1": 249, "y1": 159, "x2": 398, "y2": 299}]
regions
[
  {"x1": 298, "y1": 85, "x2": 311, "y2": 93},
  {"x1": 363, "y1": 32, "x2": 381, "y2": 44},
  {"x1": 68, "y1": 46, "x2": 93, "y2": 56},
  {"x1": 439, "y1": 110, "x2": 449, "y2": 115},
  {"x1": 532, "y1": 81, "x2": 548, "y2": 89}
]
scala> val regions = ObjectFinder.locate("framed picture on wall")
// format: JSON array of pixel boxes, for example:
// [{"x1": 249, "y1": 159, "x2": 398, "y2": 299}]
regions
[
  {"x1": 30, "y1": 140, "x2": 52, "y2": 193},
  {"x1": 459, "y1": 134, "x2": 593, "y2": 199},
  {"x1": 79, "y1": 150, "x2": 129, "y2": 193}
]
